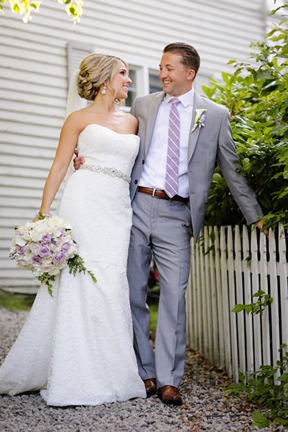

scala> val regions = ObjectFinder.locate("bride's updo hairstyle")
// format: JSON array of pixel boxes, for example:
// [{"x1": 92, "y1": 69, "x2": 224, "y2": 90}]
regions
[{"x1": 78, "y1": 53, "x2": 128, "y2": 101}]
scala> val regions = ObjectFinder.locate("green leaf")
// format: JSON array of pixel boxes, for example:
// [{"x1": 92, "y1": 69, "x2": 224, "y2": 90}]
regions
[
  {"x1": 253, "y1": 290, "x2": 265, "y2": 298},
  {"x1": 222, "y1": 72, "x2": 231, "y2": 85},
  {"x1": 242, "y1": 158, "x2": 250, "y2": 170},
  {"x1": 202, "y1": 85, "x2": 215, "y2": 98},
  {"x1": 256, "y1": 69, "x2": 274, "y2": 81},
  {"x1": 212, "y1": 172, "x2": 223, "y2": 182},
  {"x1": 232, "y1": 304, "x2": 246, "y2": 313},
  {"x1": 245, "y1": 304, "x2": 253, "y2": 315},
  {"x1": 68, "y1": 254, "x2": 97, "y2": 283},
  {"x1": 13, "y1": 3, "x2": 20, "y2": 12},
  {"x1": 209, "y1": 231, "x2": 216, "y2": 242},
  {"x1": 67, "y1": 4, "x2": 76, "y2": 14},
  {"x1": 238, "y1": 371, "x2": 246, "y2": 383},
  {"x1": 277, "y1": 373, "x2": 288, "y2": 383},
  {"x1": 252, "y1": 411, "x2": 271, "y2": 427},
  {"x1": 88, "y1": 270, "x2": 97, "y2": 283}
]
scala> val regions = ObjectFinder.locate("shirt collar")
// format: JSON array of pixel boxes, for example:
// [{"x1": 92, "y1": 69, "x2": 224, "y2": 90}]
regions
[{"x1": 164, "y1": 88, "x2": 194, "y2": 108}]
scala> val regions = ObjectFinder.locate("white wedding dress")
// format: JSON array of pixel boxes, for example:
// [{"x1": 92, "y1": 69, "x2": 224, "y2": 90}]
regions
[{"x1": 0, "y1": 124, "x2": 146, "y2": 406}]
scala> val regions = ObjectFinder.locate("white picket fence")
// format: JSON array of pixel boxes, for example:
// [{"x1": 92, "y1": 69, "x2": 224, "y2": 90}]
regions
[{"x1": 186, "y1": 224, "x2": 288, "y2": 382}]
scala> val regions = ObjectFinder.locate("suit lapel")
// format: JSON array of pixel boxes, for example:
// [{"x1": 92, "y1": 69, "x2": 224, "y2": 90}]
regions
[
  {"x1": 188, "y1": 92, "x2": 206, "y2": 162},
  {"x1": 144, "y1": 92, "x2": 165, "y2": 157}
]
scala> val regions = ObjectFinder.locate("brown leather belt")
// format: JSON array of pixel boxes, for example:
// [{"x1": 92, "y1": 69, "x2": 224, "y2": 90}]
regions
[{"x1": 138, "y1": 187, "x2": 188, "y2": 202}]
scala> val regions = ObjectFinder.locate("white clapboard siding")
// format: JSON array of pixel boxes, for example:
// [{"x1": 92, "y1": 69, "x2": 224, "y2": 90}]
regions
[
  {"x1": 3, "y1": 101, "x2": 64, "y2": 118},
  {"x1": 187, "y1": 224, "x2": 288, "y2": 383},
  {"x1": 0, "y1": 132, "x2": 57, "y2": 149},
  {"x1": 0, "y1": 154, "x2": 52, "y2": 171},
  {"x1": 0, "y1": 68, "x2": 66, "y2": 90},
  {"x1": 0, "y1": 111, "x2": 63, "y2": 128},
  {"x1": 0, "y1": 0, "x2": 270, "y2": 292},
  {"x1": 0, "y1": 144, "x2": 55, "y2": 159},
  {"x1": 0, "y1": 89, "x2": 65, "y2": 110},
  {"x1": 0, "y1": 186, "x2": 43, "y2": 199}
]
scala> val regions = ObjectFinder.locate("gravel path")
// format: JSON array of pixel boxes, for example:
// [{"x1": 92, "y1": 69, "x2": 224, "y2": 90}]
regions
[{"x1": 0, "y1": 307, "x2": 283, "y2": 431}]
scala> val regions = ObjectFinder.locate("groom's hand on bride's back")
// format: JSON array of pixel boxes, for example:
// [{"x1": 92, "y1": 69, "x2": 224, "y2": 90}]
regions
[{"x1": 74, "y1": 149, "x2": 85, "y2": 171}]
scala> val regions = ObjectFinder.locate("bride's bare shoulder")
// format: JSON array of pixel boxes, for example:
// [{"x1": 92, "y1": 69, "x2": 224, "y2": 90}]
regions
[
  {"x1": 64, "y1": 109, "x2": 89, "y2": 131},
  {"x1": 67, "y1": 109, "x2": 87, "y2": 122},
  {"x1": 118, "y1": 112, "x2": 138, "y2": 134}
]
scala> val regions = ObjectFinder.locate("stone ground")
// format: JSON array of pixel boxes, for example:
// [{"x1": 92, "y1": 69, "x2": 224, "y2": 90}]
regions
[{"x1": 0, "y1": 307, "x2": 284, "y2": 432}]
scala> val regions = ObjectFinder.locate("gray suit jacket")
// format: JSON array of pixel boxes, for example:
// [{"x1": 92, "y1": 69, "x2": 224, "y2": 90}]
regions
[{"x1": 131, "y1": 91, "x2": 263, "y2": 241}]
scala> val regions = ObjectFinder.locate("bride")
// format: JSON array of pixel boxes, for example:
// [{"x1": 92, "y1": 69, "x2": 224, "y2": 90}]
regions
[{"x1": 0, "y1": 53, "x2": 146, "y2": 406}]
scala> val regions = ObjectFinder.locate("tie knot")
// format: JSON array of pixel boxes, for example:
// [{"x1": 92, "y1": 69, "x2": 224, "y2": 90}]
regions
[{"x1": 169, "y1": 97, "x2": 180, "y2": 106}]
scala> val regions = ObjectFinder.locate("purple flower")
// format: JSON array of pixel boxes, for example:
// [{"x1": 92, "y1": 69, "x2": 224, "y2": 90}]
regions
[
  {"x1": 59, "y1": 229, "x2": 65, "y2": 238},
  {"x1": 61, "y1": 242, "x2": 70, "y2": 252},
  {"x1": 199, "y1": 113, "x2": 206, "y2": 128},
  {"x1": 32, "y1": 256, "x2": 42, "y2": 265},
  {"x1": 42, "y1": 233, "x2": 52, "y2": 244},
  {"x1": 39, "y1": 244, "x2": 50, "y2": 257},
  {"x1": 17, "y1": 245, "x2": 26, "y2": 254},
  {"x1": 53, "y1": 251, "x2": 65, "y2": 263}
]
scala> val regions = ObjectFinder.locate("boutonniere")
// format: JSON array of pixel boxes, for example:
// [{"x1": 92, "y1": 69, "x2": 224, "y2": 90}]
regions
[{"x1": 191, "y1": 109, "x2": 207, "y2": 133}]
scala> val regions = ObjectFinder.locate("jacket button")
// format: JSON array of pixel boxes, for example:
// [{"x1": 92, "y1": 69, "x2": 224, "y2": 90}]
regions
[
  {"x1": 134, "y1": 180, "x2": 138, "y2": 184},
  {"x1": 142, "y1": 160, "x2": 145, "y2": 164}
]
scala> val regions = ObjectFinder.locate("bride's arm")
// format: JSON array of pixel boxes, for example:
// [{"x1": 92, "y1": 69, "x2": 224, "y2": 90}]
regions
[{"x1": 35, "y1": 113, "x2": 82, "y2": 220}]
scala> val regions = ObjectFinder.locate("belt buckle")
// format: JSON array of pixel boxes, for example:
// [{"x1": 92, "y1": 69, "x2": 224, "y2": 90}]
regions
[{"x1": 152, "y1": 188, "x2": 156, "y2": 197}]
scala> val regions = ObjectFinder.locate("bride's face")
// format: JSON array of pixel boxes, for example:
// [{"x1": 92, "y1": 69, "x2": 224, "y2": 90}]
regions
[{"x1": 112, "y1": 62, "x2": 132, "y2": 99}]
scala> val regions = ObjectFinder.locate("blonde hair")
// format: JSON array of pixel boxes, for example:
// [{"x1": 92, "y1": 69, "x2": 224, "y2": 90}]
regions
[{"x1": 78, "y1": 53, "x2": 128, "y2": 101}]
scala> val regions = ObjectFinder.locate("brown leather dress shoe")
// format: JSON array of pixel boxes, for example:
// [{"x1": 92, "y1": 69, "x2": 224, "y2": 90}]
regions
[
  {"x1": 157, "y1": 385, "x2": 183, "y2": 405},
  {"x1": 143, "y1": 378, "x2": 157, "y2": 397}
]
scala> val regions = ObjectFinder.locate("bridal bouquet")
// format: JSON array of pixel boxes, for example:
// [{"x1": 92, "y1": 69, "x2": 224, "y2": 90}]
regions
[{"x1": 9, "y1": 214, "x2": 96, "y2": 296}]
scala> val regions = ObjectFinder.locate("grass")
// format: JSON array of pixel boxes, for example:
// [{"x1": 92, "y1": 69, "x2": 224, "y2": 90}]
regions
[{"x1": 0, "y1": 289, "x2": 35, "y2": 311}]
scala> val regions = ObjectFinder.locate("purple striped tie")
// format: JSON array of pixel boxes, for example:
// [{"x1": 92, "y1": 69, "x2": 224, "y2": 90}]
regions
[{"x1": 165, "y1": 97, "x2": 181, "y2": 198}]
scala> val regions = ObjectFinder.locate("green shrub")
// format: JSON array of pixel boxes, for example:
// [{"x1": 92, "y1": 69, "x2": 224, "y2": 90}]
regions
[{"x1": 203, "y1": 5, "x2": 288, "y2": 231}]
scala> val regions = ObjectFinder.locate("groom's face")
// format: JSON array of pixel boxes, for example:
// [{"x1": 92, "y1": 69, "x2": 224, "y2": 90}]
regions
[{"x1": 159, "y1": 52, "x2": 195, "y2": 97}]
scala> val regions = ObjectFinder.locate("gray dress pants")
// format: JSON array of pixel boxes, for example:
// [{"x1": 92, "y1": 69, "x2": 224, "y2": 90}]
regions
[{"x1": 127, "y1": 191, "x2": 192, "y2": 389}]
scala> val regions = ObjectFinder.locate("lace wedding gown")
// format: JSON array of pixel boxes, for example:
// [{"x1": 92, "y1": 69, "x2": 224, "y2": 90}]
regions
[{"x1": 0, "y1": 124, "x2": 146, "y2": 406}]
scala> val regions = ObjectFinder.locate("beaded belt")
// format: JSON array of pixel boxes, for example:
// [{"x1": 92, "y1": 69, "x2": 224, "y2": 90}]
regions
[{"x1": 80, "y1": 165, "x2": 130, "y2": 183}]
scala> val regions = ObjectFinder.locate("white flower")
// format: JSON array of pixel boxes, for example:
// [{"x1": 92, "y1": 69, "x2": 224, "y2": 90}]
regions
[
  {"x1": 30, "y1": 243, "x2": 40, "y2": 255},
  {"x1": 191, "y1": 109, "x2": 207, "y2": 133},
  {"x1": 29, "y1": 220, "x2": 53, "y2": 242},
  {"x1": 50, "y1": 216, "x2": 71, "y2": 230},
  {"x1": 14, "y1": 235, "x2": 26, "y2": 247}
]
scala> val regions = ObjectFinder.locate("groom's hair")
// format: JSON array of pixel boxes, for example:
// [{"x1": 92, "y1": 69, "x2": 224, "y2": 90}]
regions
[{"x1": 163, "y1": 42, "x2": 200, "y2": 78}]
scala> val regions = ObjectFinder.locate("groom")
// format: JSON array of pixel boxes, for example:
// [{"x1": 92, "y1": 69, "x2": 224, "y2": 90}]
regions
[
  {"x1": 126, "y1": 42, "x2": 267, "y2": 406},
  {"x1": 75, "y1": 42, "x2": 266, "y2": 405}
]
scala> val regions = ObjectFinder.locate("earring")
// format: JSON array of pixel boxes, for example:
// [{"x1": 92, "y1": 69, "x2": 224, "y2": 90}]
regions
[{"x1": 102, "y1": 82, "x2": 107, "y2": 95}]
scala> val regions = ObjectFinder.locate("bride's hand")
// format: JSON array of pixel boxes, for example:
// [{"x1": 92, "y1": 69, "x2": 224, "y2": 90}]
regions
[
  {"x1": 32, "y1": 211, "x2": 50, "y2": 223},
  {"x1": 74, "y1": 149, "x2": 85, "y2": 171}
]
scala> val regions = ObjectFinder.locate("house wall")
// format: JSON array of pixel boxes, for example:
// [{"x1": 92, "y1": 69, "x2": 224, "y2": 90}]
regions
[{"x1": 0, "y1": 0, "x2": 267, "y2": 292}]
